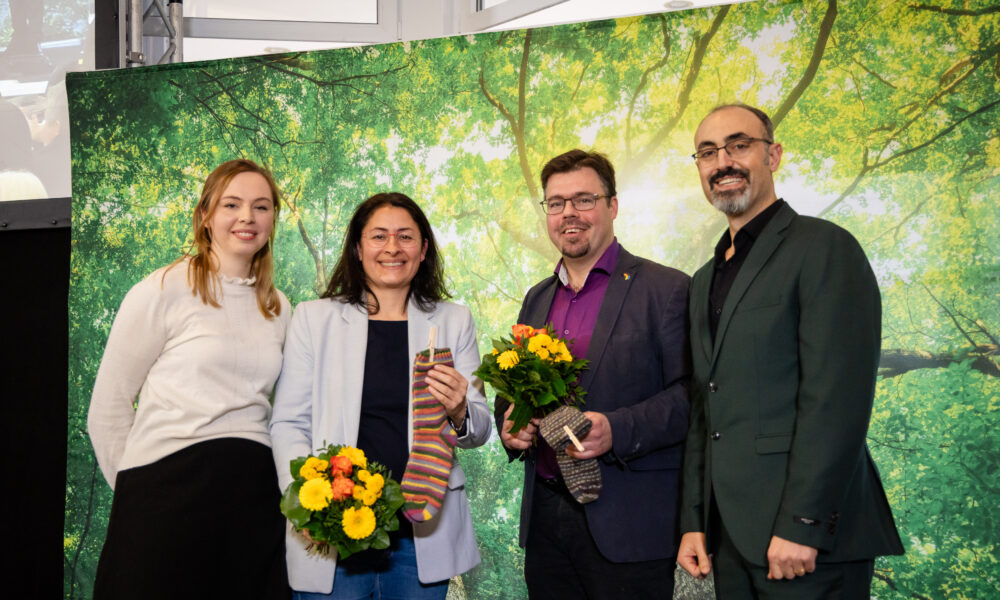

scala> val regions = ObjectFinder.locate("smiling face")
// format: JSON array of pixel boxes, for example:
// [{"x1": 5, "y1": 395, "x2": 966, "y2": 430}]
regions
[
  {"x1": 357, "y1": 205, "x2": 428, "y2": 298},
  {"x1": 694, "y1": 106, "x2": 782, "y2": 221},
  {"x1": 544, "y1": 167, "x2": 618, "y2": 265},
  {"x1": 204, "y1": 171, "x2": 275, "y2": 278}
]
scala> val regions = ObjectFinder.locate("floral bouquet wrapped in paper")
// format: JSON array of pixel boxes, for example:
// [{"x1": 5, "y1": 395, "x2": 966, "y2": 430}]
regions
[{"x1": 280, "y1": 444, "x2": 405, "y2": 559}]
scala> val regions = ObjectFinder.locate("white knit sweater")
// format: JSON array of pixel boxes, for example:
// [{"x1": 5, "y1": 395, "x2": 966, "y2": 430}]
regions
[{"x1": 88, "y1": 260, "x2": 291, "y2": 488}]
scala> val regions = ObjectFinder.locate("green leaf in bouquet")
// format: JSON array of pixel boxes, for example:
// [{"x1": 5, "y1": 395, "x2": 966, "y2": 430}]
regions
[
  {"x1": 551, "y1": 372, "x2": 567, "y2": 396},
  {"x1": 535, "y1": 391, "x2": 558, "y2": 409},
  {"x1": 289, "y1": 456, "x2": 307, "y2": 478},
  {"x1": 371, "y1": 528, "x2": 391, "y2": 550},
  {"x1": 381, "y1": 479, "x2": 405, "y2": 512},
  {"x1": 384, "y1": 513, "x2": 400, "y2": 532},
  {"x1": 338, "y1": 537, "x2": 366, "y2": 560},
  {"x1": 280, "y1": 480, "x2": 312, "y2": 527},
  {"x1": 507, "y1": 402, "x2": 535, "y2": 434}
]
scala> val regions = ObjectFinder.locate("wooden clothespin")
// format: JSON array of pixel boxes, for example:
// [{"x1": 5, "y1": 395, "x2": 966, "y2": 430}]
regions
[
  {"x1": 563, "y1": 425, "x2": 585, "y2": 452},
  {"x1": 427, "y1": 326, "x2": 437, "y2": 358}
]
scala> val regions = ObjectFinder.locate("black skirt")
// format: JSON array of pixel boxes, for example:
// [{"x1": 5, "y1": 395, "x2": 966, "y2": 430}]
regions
[{"x1": 93, "y1": 438, "x2": 290, "y2": 599}]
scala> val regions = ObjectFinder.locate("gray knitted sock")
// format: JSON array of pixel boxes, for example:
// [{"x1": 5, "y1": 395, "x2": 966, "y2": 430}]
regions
[{"x1": 538, "y1": 405, "x2": 602, "y2": 504}]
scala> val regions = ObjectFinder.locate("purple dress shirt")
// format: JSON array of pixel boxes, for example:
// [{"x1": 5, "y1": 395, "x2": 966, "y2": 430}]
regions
[{"x1": 536, "y1": 239, "x2": 621, "y2": 480}]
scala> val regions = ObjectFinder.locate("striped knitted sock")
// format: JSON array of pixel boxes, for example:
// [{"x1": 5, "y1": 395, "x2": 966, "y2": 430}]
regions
[
  {"x1": 401, "y1": 348, "x2": 457, "y2": 523},
  {"x1": 539, "y1": 405, "x2": 603, "y2": 504}
]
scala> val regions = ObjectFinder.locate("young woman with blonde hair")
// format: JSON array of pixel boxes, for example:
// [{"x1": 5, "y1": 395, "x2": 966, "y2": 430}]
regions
[{"x1": 89, "y1": 159, "x2": 291, "y2": 599}]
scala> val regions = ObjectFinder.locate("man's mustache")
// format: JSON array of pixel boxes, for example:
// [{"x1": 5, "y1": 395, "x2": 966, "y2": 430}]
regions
[{"x1": 710, "y1": 167, "x2": 750, "y2": 186}]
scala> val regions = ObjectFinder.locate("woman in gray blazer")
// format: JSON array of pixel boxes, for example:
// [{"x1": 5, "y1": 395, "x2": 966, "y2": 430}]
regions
[{"x1": 270, "y1": 192, "x2": 491, "y2": 599}]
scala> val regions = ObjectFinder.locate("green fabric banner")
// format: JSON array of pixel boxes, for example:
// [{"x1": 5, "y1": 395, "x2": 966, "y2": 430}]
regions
[{"x1": 65, "y1": 1, "x2": 1000, "y2": 598}]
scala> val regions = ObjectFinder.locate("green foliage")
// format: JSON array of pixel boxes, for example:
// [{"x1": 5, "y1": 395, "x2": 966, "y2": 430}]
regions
[{"x1": 65, "y1": 1, "x2": 1000, "y2": 598}]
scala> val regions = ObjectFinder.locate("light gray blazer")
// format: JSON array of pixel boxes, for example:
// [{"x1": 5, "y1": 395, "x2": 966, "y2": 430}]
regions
[{"x1": 269, "y1": 296, "x2": 491, "y2": 593}]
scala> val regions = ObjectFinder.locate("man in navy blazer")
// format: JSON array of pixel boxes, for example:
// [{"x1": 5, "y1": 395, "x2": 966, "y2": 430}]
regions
[
  {"x1": 678, "y1": 104, "x2": 903, "y2": 598},
  {"x1": 494, "y1": 149, "x2": 691, "y2": 598}
]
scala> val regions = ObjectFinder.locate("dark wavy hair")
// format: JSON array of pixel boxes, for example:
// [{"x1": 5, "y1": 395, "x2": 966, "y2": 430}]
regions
[{"x1": 322, "y1": 192, "x2": 450, "y2": 314}]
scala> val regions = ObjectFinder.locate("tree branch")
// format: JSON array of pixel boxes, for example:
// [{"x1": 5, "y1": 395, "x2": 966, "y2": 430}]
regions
[
  {"x1": 515, "y1": 30, "x2": 541, "y2": 202},
  {"x1": 550, "y1": 59, "x2": 591, "y2": 147},
  {"x1": 908, "y1": 4, "x2": 1000, "y2": 16},
  {"x1": 772, "y1": 0, "x2": 838, "y2": 128},
  {"x1": 486, "y1": 222, "x2": 525, "y2": 294},
  {"x1": 628, "y1": 5, "x2": 731, "y2": 174},
  {"x1": 872, "y1": 198, "x2": 927, "y2": 242},
  {"x1": 922, "y1": 283, "x2": 978, "y2": 347},
  {"x1": 850, "y1": 56, "x2": 898, "y2": 89},
  {"x1": 879, "y1": 348, "x2": 1000, "y2": 378},
  {"x1": 626, "y1": 15, "x2": 671, "y2": 161},
  {"x1": 818, "y1": 96, "x2": 1000, "y2": 217},
  {"x1": 283, "y1": 185, "x2": 326, "y2": 296}
]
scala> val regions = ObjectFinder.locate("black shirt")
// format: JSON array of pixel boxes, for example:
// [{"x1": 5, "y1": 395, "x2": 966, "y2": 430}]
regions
[
  {"x1": 352, "y1": 319, "x2": 413, "y2": 555},
  {"x1": 709, "y1": 199, "x2": 785, "y2": 340}
]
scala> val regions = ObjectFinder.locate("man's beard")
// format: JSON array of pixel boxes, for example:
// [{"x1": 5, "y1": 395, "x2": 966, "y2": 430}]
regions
[
  {"x1": 711, "y1": 188, "x2": 751, "y2": 216},
  {"x1": 560, "y1": 241, "x2": 590, "y2": 259},
  {"x1": 709, "y1": 167, "x2": 752, "y2": 216},
  {"x1": 557, "y1": 218, "x2": 591, "y2": 259}
]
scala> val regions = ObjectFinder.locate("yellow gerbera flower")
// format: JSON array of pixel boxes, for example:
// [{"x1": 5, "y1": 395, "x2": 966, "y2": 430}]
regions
[
  {"x1": 338, "y1": 446, "x2": 368, "y2": 469},
  {"x1": 342, "y1": 506, "x2": 376, "y2": 540},
  {"x1": 497, "y1": 350, "x2": 520, "y2": 370},
  {"x1": 299, "y1": 477, "x2": 334, "y2": 511},
  {"x1": 299, "y1": 457, "x2": 330, "y2": 480}
]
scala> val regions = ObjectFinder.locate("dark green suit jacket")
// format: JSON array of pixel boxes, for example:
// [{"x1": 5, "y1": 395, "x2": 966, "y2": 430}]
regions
[{"x1": 680, "y1": 202, "x2": 903, "y2": 565}]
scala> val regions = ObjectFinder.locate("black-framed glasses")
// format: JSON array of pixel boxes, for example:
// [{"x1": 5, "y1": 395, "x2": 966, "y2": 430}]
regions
[
  {"x1": 692, "y1": 137, "x2": 772, "y2": 163},
  {"x1": 540, "y1": 193, "x2": 608, "y2": 215},
  {"x1": 362, "y1": 230, "x2": 420, "y2": 248}
]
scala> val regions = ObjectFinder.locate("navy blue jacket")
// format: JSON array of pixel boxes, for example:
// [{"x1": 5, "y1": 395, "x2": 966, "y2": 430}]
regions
[{"x1": 495, "y1": 246, "x2": 691, "y2": 562}]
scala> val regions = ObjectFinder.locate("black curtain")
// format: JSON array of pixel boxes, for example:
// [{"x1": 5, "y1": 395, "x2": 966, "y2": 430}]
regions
[{"x1": 0, "y1": 225, "x2": 70, "y2": 599}]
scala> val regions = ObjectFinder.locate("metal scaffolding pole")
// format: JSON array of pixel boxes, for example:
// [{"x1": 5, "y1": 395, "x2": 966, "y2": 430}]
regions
[{"x1": 125, "y1": 0, "x2": 183, "y2": 67}]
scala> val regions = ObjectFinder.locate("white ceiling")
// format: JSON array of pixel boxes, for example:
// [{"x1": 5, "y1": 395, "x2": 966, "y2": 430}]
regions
[{"x1": 183, "y1": 0, "x2": 751, "y2": 62}]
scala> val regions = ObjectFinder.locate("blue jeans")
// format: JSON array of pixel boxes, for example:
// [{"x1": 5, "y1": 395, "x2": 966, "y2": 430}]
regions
[{"x1": 293, "y1": 537, "x2": 449, "y2": 600}]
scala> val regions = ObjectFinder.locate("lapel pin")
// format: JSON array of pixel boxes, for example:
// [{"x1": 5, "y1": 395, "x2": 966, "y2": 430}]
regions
[{"x1": 623, "y1": 272, "x2": 630, "y2": 280}]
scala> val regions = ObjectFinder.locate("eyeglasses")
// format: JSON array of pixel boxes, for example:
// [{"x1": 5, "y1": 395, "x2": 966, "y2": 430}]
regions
[
  {"x1": 362, "y1": 231, "x2": 420, "y2": 248},
  {"x1": 692, "y1": 137, "x2": 772, "y2": 163},
  {"x1": 540, "y1": 193, "x2": 609, "y2": 215}
]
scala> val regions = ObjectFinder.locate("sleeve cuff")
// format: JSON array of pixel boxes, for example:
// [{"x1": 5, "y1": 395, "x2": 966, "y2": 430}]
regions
[{"x1": 450, "y1": 406, "x2": 469, "y2": 437}]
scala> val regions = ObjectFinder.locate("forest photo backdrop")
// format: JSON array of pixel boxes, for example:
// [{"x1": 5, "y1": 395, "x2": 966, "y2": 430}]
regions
[{"x1": 64, "y1": 1, "x2": 999, "y2": 598}]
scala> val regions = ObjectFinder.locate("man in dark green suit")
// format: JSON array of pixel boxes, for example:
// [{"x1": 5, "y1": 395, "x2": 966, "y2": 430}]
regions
[{"x1": 677, "y1": 104, "x2": 903, "y2": 598}]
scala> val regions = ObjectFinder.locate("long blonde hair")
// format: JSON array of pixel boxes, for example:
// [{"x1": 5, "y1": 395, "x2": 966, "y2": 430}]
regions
[{"x1": 168, "y1": 159, "x2": 283, "y2": 319}]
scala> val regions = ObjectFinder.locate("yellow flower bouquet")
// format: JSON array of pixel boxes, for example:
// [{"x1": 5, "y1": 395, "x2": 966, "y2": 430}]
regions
[
  {"x1": 474, "y1": 324, "x2": 589, "y2": 433},
  {"x1": 280, "y1": 444, "x2": 405, "y2": 559}
]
